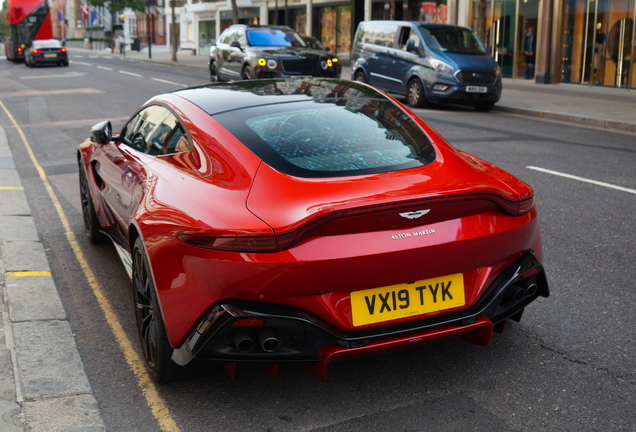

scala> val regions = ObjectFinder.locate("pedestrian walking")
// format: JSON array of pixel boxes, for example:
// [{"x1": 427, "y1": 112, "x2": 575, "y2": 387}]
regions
[
  {"x1": 119, "y1": 34, "x2": 126, "y2": 55},
  {"x1": 524, "y1": 27, "x2": 536, "y2": 79}
]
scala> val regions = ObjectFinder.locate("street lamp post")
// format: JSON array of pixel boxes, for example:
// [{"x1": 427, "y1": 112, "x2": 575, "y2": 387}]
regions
[{"x1": 146, "y1": 0, "x2": 152, "y2": 59}]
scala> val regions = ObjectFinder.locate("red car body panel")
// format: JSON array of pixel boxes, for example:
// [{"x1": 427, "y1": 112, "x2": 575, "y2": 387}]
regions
[{"x1": 78, "y1": 79, "x2": 548, "y2": 379}]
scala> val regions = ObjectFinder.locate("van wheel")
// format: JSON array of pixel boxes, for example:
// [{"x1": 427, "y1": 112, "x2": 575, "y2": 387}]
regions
[
  {"x1": 407, "y1": 78, "x2": 427, "y2": 108},
  {"x1": 474, "y1": 102, "x2": 495, "y2": 112},
  {"x1": 354, "y1": 70, "x2": 367, "y2": 83}
]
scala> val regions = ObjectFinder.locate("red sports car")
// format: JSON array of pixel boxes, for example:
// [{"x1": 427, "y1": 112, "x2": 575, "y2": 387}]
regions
[{"x1": 78, "y1": 78, "x2": 549, "y2": 382}]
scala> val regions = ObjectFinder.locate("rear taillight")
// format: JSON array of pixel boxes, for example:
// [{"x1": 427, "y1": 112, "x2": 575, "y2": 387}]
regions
[
  {"x1": 487, "y1": 194, "x2": 534, "y2": 216},
  {"x1": 60, "y1": 48, "x2": 66, "y2": 52},
  {"x1": 18, "y1": 48, "x2": 23, "y2": 52},
  {"x1": 177, "y1": 234, "x2": 278, "y2": 253}
]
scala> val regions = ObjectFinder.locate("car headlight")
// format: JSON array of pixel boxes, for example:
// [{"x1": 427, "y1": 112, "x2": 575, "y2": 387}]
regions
[
  {"x1": 430, "y1": 59, "x2": 454, "y2": 74},
  {"x1": 266, "y1": 59, "x2": 277, "y2": 69},
  {"x1": 495, "y1": 65, "x2": 502, "y2": 78},
  {"x1": 321, "y1": 60, "x2": 329, "y2": 70}
]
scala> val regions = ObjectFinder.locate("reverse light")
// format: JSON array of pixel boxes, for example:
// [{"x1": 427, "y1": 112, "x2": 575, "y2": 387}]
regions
[
  {"x1": 177, "y1": 234, "x2": 278, "y2": 253},
  {"x1": 430, "y1": 58, "x2": 454, "y2": 74}
]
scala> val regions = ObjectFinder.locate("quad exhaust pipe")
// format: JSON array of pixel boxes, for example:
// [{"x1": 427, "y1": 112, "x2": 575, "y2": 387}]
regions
[{"x1": 230, "y1": 328, "x2": 281, "y2": 353}]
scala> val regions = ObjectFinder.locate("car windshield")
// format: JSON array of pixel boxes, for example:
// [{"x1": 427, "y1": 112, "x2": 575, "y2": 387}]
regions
[
  {"x1": 246, "y1": 29, "x2": 307, "y2": 47},
  {"x1": 419, "y1": 25, "x2": 486, "y2": 54},
  {"x1": 33, "y1": 39, "x2": 62, "y2": 48},
  {"x1": 213, "y1": 99, "x2": 436, "y2": 177}
]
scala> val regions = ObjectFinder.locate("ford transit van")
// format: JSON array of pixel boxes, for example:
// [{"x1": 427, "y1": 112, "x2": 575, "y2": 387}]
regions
[{"x1": 351, "y1": 21, "x2": 502, "y2": 111}]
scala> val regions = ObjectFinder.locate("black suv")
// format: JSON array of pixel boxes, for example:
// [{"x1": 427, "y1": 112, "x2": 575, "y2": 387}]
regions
[{"x1": 209, "y1": 25, "x2": 340, "y2": 81}]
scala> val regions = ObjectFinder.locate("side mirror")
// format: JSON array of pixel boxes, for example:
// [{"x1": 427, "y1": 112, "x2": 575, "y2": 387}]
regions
[
  {"x1": 229, "y1": 40, "x2": 243, "y2": 51},
  {"x1": 406, "y1": 39, "x2": 418, "y2": 53},
  {"x1": 90, "y1": 121, "x2": 112, "y2": 145}
]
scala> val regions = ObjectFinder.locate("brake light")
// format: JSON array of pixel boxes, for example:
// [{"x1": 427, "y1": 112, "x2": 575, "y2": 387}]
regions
[
  {"x1": 177, "y1": 234, "x2": 278, "y2": 253},
  {"x1": 60, "y1": 48, "x2": 66, "y2": 52},
  {"x1": 486, "y1": 194, "x2": 534, "y2": 216},
  {"x1": 18, "y1": 48, "x2": 23, "y2": 52},
  {"x1": 31, "y1": 49, "x2": 39, "y2": 53}
]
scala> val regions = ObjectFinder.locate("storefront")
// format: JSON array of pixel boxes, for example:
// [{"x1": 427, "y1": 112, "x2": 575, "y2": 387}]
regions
[
  {"x1": 198, "y1": 18, "x2": 216, "y2": 55},
  {"x1": 469, "y1": 0, "x2": 541, "y2": 79},
  {"x1": 313, "y1": 4, "x2": 352, "y2": 59},
  {"x1": 560, "y1": 0, "x2": 635, "y2": 88}
]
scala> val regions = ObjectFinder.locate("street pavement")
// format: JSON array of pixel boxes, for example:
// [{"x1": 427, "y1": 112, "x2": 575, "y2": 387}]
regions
[
  {"x1": 0, "y1": 46, "x2": 634, "y2": 430},
  {"x1": 67, "y1": 45, "x2": 636, "y2": 133}
]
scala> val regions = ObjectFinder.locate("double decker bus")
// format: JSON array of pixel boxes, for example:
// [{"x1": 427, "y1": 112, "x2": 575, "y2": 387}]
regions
[{"x1": 4, "y1": 0, "x2": 53, "y2": 61}]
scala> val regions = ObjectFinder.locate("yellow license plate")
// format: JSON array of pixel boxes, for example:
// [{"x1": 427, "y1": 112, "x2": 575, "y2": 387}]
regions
[
  {"x1": 350, "y1": 273, "x2": 465, "y2": 327},
  {"x1": 44, "y1": 53, "x2": 57, "y2": 58}
]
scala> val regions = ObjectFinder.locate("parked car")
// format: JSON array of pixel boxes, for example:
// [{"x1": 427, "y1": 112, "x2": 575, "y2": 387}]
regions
[
  {"x1": 300, "y1": 35, "x2": 342, "y2": 76},
  {"x1": 351, "y1": 21, "x2": 501, "y2": 111},
  {"x1": 25, "y1": 39, "x2": 68, "y2": 67},
  {"x1": 209, "y1": 25, "x2": 340, "y2": 81},
  {"x1": 79, "y1": 78, "x2": 548, "y2": 382}
]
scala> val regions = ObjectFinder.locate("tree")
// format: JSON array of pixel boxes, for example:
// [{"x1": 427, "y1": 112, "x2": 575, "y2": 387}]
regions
[
  {"x1": 476, "y1": 0, "x2": 486, "y2": 44},
  {"x1": 231, "y1": 0, "x2": 238, "y2": 24},
  {"x1": 0, "y1": 0, "x2": 9, "y2": 40}
]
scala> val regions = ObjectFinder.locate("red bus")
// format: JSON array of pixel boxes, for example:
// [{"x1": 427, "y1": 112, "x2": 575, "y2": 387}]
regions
[{"x1": 4, "y1": 0, "x2": 53, "y2": 61}]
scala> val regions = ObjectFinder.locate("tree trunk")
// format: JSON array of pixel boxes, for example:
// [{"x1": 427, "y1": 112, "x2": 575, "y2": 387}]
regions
[
  {"x1": 231, "y1": 0, "x2": 239, "y2": 24},
  {"x1": 171, "y1": 0, "x2": 177, "y2": 61},
  {"x1": 477, "y1": 0, "x2": 486, "y2": 44},
  {"x1": 390, "y1": 0, "x2": 396, "y2": 20}
]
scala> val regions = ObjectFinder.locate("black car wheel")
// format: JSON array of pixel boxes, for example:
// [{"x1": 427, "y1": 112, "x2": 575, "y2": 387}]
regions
[
  {"x1": 242, "y1": 65, "x2": 254, "y2": 80},
  {"x1": 407, "y1": 78, "x2": 427, "y2": 108},
  {"x1": 79, "y1": 161, "x2": 106, "y2": 244},
  {"x1": 132, "y1": 237, "x2": 181, "y2": 383},
  {"x1": 354, "y1": 70, "x2": 366, "y2": 83},
  {"x1": 209, "y1": 60, "x2": 218, "y2": 82},
  {"x1": 474, "y1": 102, "x2": 495, "y2": 112}
]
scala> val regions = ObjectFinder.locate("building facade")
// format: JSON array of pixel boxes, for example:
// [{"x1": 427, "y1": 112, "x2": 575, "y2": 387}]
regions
[{"x1": 165, "y1": 0, "x2": 634, "y2": 89}]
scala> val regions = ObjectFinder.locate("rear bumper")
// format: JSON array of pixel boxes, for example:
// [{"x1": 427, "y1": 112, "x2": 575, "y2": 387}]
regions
[
  {"x1": 172, "y1": 250, "x2": 549, "y2": 378},
  {"x1": 31, "y1": 55, "x2": 67, "y2": 64}
]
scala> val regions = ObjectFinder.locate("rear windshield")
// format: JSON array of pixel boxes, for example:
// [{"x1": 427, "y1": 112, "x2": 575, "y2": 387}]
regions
[
  {"x1": 419, "y1": 25, "x2": 486, "y2": 54},
  {"x1": 213, "y1": 99, "x2": 436, "y2": 178},
  {"x1": 33, "y1": 39, "x2": 62, "y2": 48},
  {"x1": 247, "y1": 29, "x2": 306, "y2": 47}
]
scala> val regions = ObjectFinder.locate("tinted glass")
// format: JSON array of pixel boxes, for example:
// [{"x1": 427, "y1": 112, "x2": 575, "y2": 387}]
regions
[
  {"x1": 214, "y1": 99, "x2": 435, "y2": 177},
  {"x1": 357, "y1": 22, "x2": 376, "y2": 44},
  {"x1": 419, "y1": 25, "x2": 486, "y2": 54},
  {"x1": 33, "y1": 39, "x2": 62, "y2": 48},
  {"x1": 246, "y1": 29, "x2": 306, "y2": 47},
  {"x1": 121, "y1": 105, "x2": 186, "y2": 155},
  {"x1": 372, "y1": 23, "x2": 398, "y2": 47}
]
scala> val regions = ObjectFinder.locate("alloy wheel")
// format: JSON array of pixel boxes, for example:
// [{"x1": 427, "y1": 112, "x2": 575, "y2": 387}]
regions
[{"x1": 133, "y1": 247, "x2": 158, "y2": 369}]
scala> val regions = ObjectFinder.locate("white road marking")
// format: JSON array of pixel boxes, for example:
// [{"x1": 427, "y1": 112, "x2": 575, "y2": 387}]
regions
[
  {"x1": 103, "y1": 56, "x2": 112, "y2": 59},
  {"x1": 151, "y1": 77, "x2": 181, "y2": 86},
  {"x1": 89, "y1": 55, "x2": 98, "y2": 58},
  {"x1": 119, "y1": 70, "x2": 142, "y2": 77},
  {"x1": 97, "y1": 66, "x2": 113, "y2": 71},
  {"x1": 20, "y1": 71, "x2": 84, "y2": 80},
  {"x1": 71, "y1": 61, "x2": 93, "y2": 66},
  {"x1": 526, "y1": 166, "x2": 636, "y2": 195}
]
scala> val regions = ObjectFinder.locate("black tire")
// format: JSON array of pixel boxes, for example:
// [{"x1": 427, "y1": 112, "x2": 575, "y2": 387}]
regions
[
  {"x1": 78, "y1": 161, "x2": 106, "y2": 244},
  {"x1": 209, "y1": 60, "x2": 218, "y2": 82},
  {"x1": 354, "y1": 70, "x2": 366, "y2": 83},
  {"x1": 407, "y1": 78, "x2": 427, "y2": 108},
  {"x1": 242, "y1": 65, "x2": 254, "y2": 80},
  {"x1": 63, "y1": 61, "x2": 69, "y2": 66},
  {"x1": 474, "y1": 102, "x2": 495, "y2": 112},
  {"x1": 132, "y1": 237, "x2": 182, "y2": 383}
]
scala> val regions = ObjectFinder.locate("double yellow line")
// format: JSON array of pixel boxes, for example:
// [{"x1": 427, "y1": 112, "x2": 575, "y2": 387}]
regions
[{"x1": 0, "y1": 101, "x2": 179, "y2": 432}]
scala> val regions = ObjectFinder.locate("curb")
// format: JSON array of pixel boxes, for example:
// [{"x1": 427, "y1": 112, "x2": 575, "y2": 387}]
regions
[
  {"x1": 493, "y1": 105, "x2": 636, "y2": 134},
  {"x1": 0, "y1": 126, "x2": 107, "y2": 431}
]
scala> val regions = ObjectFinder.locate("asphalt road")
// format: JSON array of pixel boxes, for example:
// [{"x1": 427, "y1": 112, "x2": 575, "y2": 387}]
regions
[{"x1": 0, "y1": 54, "x2": 634, "y2": 432}]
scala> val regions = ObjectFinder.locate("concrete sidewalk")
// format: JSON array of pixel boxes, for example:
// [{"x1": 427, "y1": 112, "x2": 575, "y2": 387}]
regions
[
  {"x1": 0, "y1": 127, "x2": 106, "y2": 431},
  {"x1": 71, "y1": 45, "x2": 636, "y2": 133}
]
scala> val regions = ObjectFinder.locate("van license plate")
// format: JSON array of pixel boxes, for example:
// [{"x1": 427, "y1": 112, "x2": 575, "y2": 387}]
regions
[
  {"x1": 350, "y1": 273, "x2": 465, "y2": 327},
  {"x1": 466, "y1": 86, "x2": 487, "y2": 93}
]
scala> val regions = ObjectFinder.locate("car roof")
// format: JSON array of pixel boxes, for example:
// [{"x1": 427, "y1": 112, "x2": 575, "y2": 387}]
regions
[
  {"x1": 226, "y1": 24, "x2": 294, "y2": 31},
  {"x1": 171, "y1": 78, "x2": 389, "y2": 116}
]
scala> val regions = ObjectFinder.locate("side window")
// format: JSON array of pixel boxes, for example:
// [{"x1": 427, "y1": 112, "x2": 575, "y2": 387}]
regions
[
  {"x1": 219, "y1": 29, "x2": 231, "y2": 44},
  {"x1": 121, "y1": 105, "x2": 187, "y2": 156},
  {"x1": 373, "y1": 23, "x2": 398, "y2": 48},
  {"x1": 237, "y1": 29, "x2": 247, "y2": 46},
  {"x1": 359, "y1": 23, "x2": 376, "y2": 45},
  {"x1": 398, "y1": 27, "x2": 421, "y2": 52}
]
